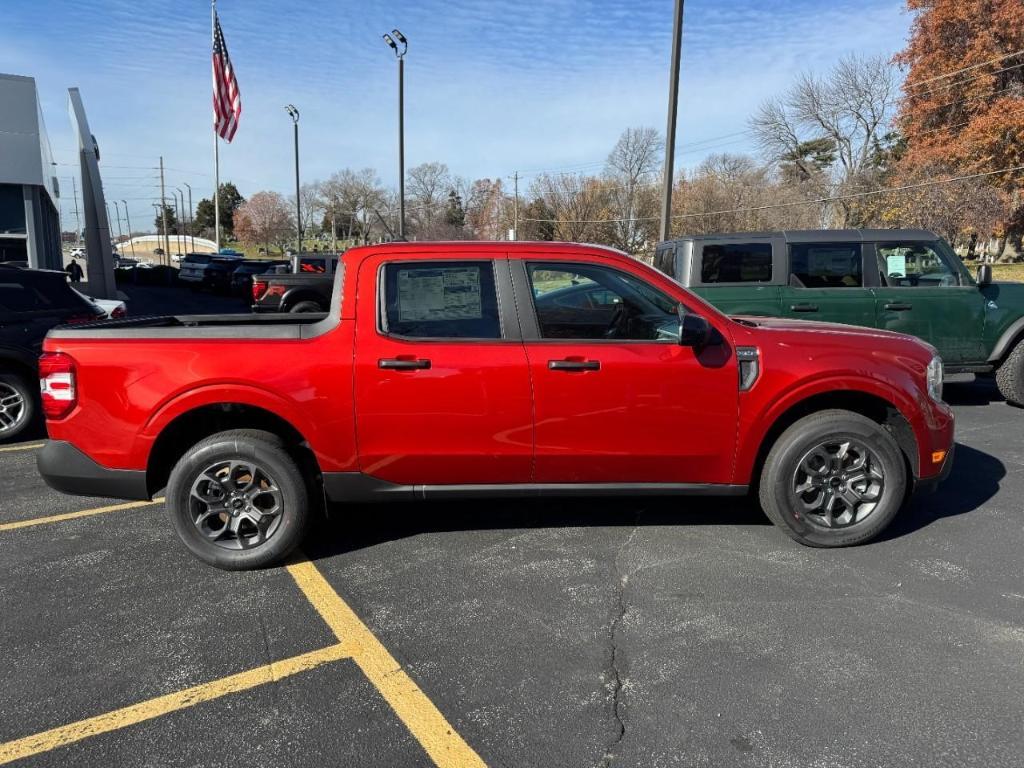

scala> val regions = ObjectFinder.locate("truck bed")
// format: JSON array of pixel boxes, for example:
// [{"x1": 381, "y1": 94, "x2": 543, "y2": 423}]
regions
[{"x1": 47, "y1": 312, "x2": 331, "y2": 340}]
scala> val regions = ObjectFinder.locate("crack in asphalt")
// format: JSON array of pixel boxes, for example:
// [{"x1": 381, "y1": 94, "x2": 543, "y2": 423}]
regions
[{"x1": 599, "y1": 521, "x2": 640, "y2": 767}]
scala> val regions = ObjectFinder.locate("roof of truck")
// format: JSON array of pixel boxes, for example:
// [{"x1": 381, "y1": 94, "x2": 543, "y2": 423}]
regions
[
  {"x1": 342, "y1": 240, "x2": 632, "y2": 262},
  {"x1": 662, "y1": 229, "x2": 940, "y2": 244}
]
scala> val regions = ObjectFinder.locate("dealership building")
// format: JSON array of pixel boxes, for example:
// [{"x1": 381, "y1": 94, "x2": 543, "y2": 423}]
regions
[{"x1": 0, "y1": 73, "x2": 62, "y2": 269}]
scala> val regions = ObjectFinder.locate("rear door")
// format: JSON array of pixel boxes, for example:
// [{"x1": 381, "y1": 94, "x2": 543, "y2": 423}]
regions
[
  {"x1": 353, "y1": 254, "x2": 533, "y2": 485},
  {"x1": 515, "y1": 256, "x2": 738, "y2": 485},
  {"x1": 872, "y1": 240, "x2": 987, "y2": 363},
  {"x1": 779, "y1": 241, "x2": 876, "y2": 328}
]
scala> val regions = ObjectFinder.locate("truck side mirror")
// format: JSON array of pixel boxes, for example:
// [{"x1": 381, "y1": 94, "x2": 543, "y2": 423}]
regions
[
  {"x1": 678, "y1": 307, "x2": 712, "y2": 348},
  {"x1": 977, "y1": 264, "x2": 992, "y2": 287}
]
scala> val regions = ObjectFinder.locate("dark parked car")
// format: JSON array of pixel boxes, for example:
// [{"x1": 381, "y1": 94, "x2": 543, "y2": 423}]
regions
[
  {"x1": 229, "y1": 260, "x2": 289, "y2": 297},
  {"x1": 251, "y1": 272, "x2": 332, "y2": 313},
  {"x1": 0, "y1": 266, "x2": 105, "y2": 440},
  {"x1": 177, "y1": 253, "x2": 244, "y2": 293}
]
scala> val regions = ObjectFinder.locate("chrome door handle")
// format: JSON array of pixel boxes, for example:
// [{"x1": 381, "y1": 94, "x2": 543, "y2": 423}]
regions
[
  {"x1": 378, "y1": 358, "x2": 431, "y2": 370},
  {"x1": 548, "y1": 359, "x2": 600, "y2": 372},
  {"x1": 790, "y1": 303, "x2": 819, "y2": 312},
  {"x1": 884, "y1": 302, "x2": 913, "y2": 311}
]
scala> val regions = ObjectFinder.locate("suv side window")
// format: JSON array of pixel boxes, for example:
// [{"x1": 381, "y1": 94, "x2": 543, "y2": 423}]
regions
[
  {"x1": 790, "y1": 243, "x2": 863, "y2": 288},
  {"x1": 878, "y1": 243, "x2": 960, "y2": 287},
  {"x1": 527, "y1": 262, "x2": 680, "y2": 341},
  {"x1": 654, "y1": 245, "x2": 676, "y2": 278},
  {"x1": 700, "y1": 243, "x2": 772, "y2": 283},
  {"x1": 382, "y1": 261, "x2": 501, "y2": 339}
]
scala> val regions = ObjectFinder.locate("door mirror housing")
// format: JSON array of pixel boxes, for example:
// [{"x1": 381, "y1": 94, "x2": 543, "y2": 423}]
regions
[
  {"x1": 678, "y1": 307, "x2": 713, "y2": 348},
  {"x1": 977, "y1": 264, "x2": 992, "y2": 287}
]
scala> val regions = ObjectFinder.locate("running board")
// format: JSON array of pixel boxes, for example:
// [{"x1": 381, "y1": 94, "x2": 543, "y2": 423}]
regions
[{"x1": 323, "y1": 473, "x2": 748, "y2": 503}]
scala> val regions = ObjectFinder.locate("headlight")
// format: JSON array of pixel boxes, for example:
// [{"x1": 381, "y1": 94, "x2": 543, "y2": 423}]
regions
[{"x1": 927, "y1": 355, "x2": 943, "y2": 401}]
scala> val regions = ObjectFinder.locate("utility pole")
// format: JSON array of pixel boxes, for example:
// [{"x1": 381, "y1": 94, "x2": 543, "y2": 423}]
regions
[
  {"x1": 659, "y1": 0, "x2": 684, "y2": 242},
  {"x1": 172, "y1": 191, "x2": 184, "y2": 260},
  {"x1": 112, "y1": 200, "x2": 124, "y2": 251},
  {"x1": 121, "y1": 200, "x2": 136, "y2": 258},
  {"x1": 512, "y1": 171, "x2": 519, "y2": 241},
  {"x1": 159, "y1": 156, "x2": 170, "y2": 265},
  {"x1": 71, "y1": 177, "x2": 81, "y2": 244}
]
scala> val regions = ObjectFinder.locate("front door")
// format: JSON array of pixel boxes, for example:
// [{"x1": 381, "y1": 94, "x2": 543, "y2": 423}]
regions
[
  {"x1": 353, "y1": 255, "x2": 533, "y2": 485},
  {"x1": 779, "y1": 241, "x2": 876, "y2": 328},
  {"x1": 872, "y1": 241, "x2": 987, "y2": 364},
  {"x1": 515, "y1": 258, "x2": 738, "y2": 485}
]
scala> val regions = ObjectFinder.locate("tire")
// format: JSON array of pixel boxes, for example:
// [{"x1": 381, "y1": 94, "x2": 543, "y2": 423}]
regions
[
  {"x1": 289, "y1": 300, "x2": 323, "y2": 313},
  {"x1": 166, "y1": 429, "x2": 310, "y2": 570},
  {"x1": 758, "y1": 409, "x2": 907, "y2": 547},
  {"x1": 0, "y1": 371, "x2": 36, "y2": 443},
  {"x1": 995, "y1": 340, "x2": 1024, "y2": 407}
]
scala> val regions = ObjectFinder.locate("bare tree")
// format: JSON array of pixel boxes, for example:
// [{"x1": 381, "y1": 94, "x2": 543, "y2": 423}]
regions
[
  {"x1": 531, "y1": 173, "x2": 612, "y2": 243},
  {"x1": 291, "y1": 181, "x2": 323, "y2": 246},
  {"x1": 321, "y1": 168, "x2": 386, "y2": 245},
  {"x1": 604, "y1": 127, "x2": 662, "y2": 252},
  {"x1": 750, "y1": 54, "x2": 898, "y2": 225},
  {"x1": 234, "y1": 191, "x2": 293, "y2": 255}
]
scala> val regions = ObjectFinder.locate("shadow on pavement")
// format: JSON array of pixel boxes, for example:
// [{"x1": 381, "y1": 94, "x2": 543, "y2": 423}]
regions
[
  {"x1": 943, "y1": 377, "x2": 1004, "y2": 407},
  {"x1": 880, "y1": 442, "x2": 1005, "y2": 541},
  {"x1": 308, "y1": 442, "x2": 1004, "y2": 557}
]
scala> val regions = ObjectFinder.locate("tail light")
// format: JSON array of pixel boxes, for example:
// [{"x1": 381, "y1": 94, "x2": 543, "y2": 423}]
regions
[
  {"x1": 110, "y1": 305, "x2": 127, "y2": 319},
  {"x1": 39, "y1": 352, "x2": 77, "y2": 420},
  {"x1": 252, "y1": 280, "x2": 268, "y2": 302},
  {"x1": 64, "y1": 313, "x2": 98, "y2": 325}
]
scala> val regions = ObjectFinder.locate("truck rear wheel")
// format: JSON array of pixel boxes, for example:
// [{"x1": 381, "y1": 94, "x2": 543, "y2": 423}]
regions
[
  {"x1": 289, "y1": 300, "x2": 323, "y2": 313},
  {"x1": 995, "y1": 340, "x2": 1024, "y2": 407},
  {"x1": 758, "y1": 410, "x2": 906, "y2": 547},
  {"x1": 166, "y1": 430, "x2": 309, "y2": 570}
]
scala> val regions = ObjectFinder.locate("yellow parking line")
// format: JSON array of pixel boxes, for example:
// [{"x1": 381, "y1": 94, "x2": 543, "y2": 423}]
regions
[
  {"x1": 0, "y1": 443, "x2": 45, "y2": 453},
  {"x1": 0, "y1": 498, "x2": 165, "y2": 532},
  {"x1": 0, "y1": 643, "x2": 350, "y2": 765},
  {"x1": 286, "y1": 556, "x2": 488, "y2": 768}
]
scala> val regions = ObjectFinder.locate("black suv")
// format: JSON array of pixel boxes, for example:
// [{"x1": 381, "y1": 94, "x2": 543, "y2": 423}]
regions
[{"x1": 0, "y1": 266, "x2": 105, "y2": 441}]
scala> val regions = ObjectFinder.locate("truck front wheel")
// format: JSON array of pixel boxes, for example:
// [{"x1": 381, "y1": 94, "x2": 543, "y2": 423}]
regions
[
  {"x1": 758, "y1": 410, "x2": 907, "y2": 547},
  {"x1": 995, "y1": 340, "x2": 1024, "y2": 407},
  {"x1": 166, "y1": 430, "x2": 310, "y2": 570}
]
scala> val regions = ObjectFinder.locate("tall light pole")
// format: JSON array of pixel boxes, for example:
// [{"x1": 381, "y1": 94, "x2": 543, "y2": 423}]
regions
[
  {"x1": 383, "y1": 29, "x2": 407, "y2": 240},
  {"x1": 172, "y1": 191, "x2": 183, "y2": 260},
  {"x1": 285, "y1": 104, "x2": 301, "y2": 255},
  {"x1": 183, "y1": 183, "x2": 195, "y2": 253},
  {"x1": 175, "y1": 188, "x2": 187, "y2": 256},
  {"x1": 112, "y1": 200, "x2": 125, "y2": 252},
  {"x1": 121, "y1": 200, "x2": 136, "y2": 259},
  {"x1": 659, "y1": 0, "x2": 684, "y2": 242}
]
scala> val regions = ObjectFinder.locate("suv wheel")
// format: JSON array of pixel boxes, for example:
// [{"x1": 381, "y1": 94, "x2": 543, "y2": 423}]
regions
[
  {"x1": 289, "y1": 300, "x2": 323, "y2": 313},
  {"x1": 0, "y1": 372, "x2": 35, "y2": 442},
  {"x1": 758, "y1": 409, "x2": 906, "y2": 547},
  {"x1": 166, "y1": 430, "x2": 310, "y2": 570},
  {"x1": 995, "y1": 340, "x2": 1024, "y2": 407}
]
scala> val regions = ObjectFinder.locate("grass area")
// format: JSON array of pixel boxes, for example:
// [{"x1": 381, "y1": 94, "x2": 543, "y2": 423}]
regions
[{"x1": 964, "y1": 261, "x2": 1024, "y2": 282}]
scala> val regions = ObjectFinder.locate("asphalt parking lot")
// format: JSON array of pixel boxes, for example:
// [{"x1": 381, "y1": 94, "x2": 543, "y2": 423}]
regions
[{"x1": 1, "y1": 379, "x2": 1022, "y2": 767}]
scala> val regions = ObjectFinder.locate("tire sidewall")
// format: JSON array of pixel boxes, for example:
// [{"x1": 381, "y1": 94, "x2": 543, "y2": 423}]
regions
[
  {"x1": 167, "y1": 436, "x2": 308, "y2": 569},
  {"x1": 764, "y1": 415, "x2": 906, "y2": 547},
  {"x1": 0, "y1": 372, "x2": 36, "y2": 443}
]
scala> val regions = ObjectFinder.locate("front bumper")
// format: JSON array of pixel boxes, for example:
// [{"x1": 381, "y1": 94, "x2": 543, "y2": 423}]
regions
[
  {"x1": 37, "y1": 440, "x2": 149, "y2": 500},
  {"x1": 915, "y1": 442, "x2": 955, "y2": 494}
]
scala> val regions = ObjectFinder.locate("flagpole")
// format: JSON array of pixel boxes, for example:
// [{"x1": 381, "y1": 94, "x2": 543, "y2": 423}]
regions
[{"x1": 211, "y1": 0, "x2": 221, "y2": 251}]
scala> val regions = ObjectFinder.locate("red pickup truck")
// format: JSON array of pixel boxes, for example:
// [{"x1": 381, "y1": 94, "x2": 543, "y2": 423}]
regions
[{"x1": 37, "y1": 242, "x2": 954, "y2": 569}]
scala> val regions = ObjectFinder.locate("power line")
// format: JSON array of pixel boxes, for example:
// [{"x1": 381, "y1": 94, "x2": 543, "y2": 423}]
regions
[
  {"x1": 909, "y1": 62, "x2": 1024, "y2": 99},
  {"x1": 520, "y1": 163, "x2": 1024, "y2": 224},
  {"x1": 904, "y1": 48, "x2": 1024, "y2": 89}
]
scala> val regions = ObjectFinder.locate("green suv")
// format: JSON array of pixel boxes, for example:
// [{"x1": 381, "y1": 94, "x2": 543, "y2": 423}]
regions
[{"x1": 654, "y1": 229, "x2": 1024, "y2": 404}]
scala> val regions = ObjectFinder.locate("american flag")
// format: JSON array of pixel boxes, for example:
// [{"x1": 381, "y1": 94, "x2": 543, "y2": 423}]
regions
[{"x1": 212, "y1": 13, "x2": 241, "y2": 142}]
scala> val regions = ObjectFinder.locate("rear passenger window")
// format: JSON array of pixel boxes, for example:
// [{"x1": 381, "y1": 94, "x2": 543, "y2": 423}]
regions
[
  {"x1": 790, "y1": 243, "x2": 863, "y2": 288},
  {"x1": 700, "y1": 243, "x2": 772, "y2": 283},
  {"x1": 0, "y1": 279, "x2": 54, "y2": 312},
  {"x1": 382, "y1": 261, "x2": 501, "y2": 339}
]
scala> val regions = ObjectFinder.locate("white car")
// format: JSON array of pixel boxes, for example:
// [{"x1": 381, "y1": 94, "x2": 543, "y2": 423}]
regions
[
  {"x1": 69, "y1": 247, "x2": 86, "y2": 258},
  {"x1": 72, "y1": 288, "x2": 127, "y2": 319}
]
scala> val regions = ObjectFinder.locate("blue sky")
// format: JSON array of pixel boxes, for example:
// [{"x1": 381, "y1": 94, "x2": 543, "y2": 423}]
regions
[{"x1": 2, "y1": 0, "x2": 912, "y2": 225}]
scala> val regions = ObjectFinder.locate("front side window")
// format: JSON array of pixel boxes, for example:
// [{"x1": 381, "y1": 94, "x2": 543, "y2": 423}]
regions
[
  {"x1": 878, "y1": 243, "x2": 960, "y2": 287},
  {"x1": 700, "y1": 243, "x2": 772, "y2": 283},
  {"x1": 382, "y1": 261, "x2": 501, "y2": 339},
  {"x1": 790, "y1": 243, "x2": 863, "y2": 288},
  {"x1": 654, "y1": 245, "x2": 676, "y2": 278},
  {"x1": 528, "y1": 263, "x2": 680, "y2": 341}
]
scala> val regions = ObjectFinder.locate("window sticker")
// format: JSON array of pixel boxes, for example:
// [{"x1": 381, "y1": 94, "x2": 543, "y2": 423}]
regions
[{"x1": 397, "y1": 267, "x2": 483, "y2": 321}]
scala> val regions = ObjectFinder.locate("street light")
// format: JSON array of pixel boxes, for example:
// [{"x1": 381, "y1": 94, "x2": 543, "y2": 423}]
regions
[
  {"x1": 171, "y1": 190, "x2": 184, "y2": 261},
  {"x1": 175, "y1": 188, "x2": 187, "y2": 257},
  {"x1": 183, "y1": 183, "x2": 195, "y2": 253},
  {"x1": 383, "y1": 28, "x2": 407, "y2": 240},
  {"x1": 285, "y1": 104, "x2": 301, "y2": 256},
  {"x1": 121, "y1": 200, "x2": 136, "y2": 259},
  {"x1": 112, "y1": 200, "x2": 125, "y2": 253}
]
